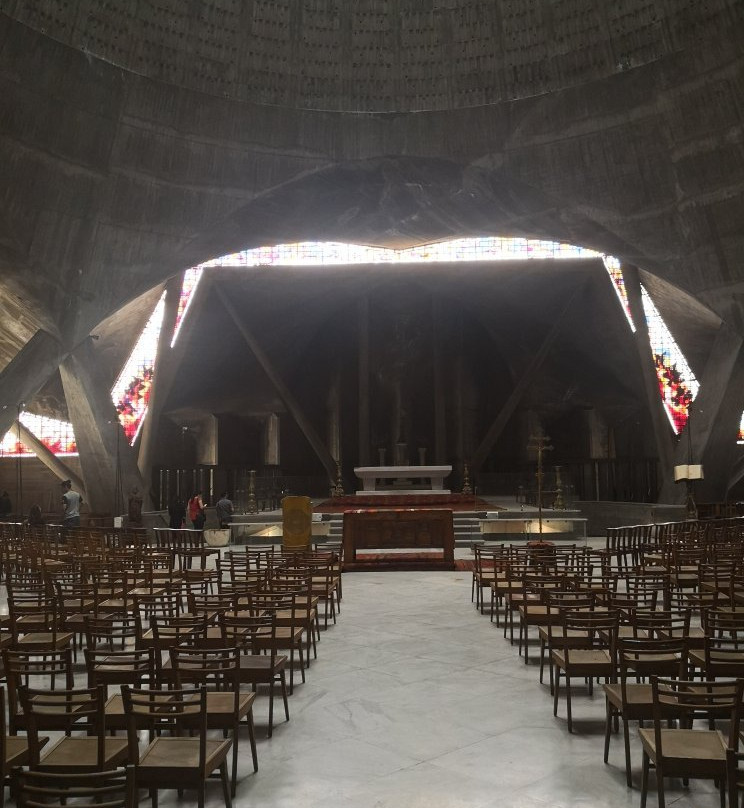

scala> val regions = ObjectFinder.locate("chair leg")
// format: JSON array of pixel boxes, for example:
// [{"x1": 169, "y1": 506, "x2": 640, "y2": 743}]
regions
[
  {"x1": 565, "y1": 674, "x2": 573, "y2": 733},
  {"x1": 640, "y1": 751, "x2": 649, "y2": 808},
  {"x1": 655, "y1": 760, "x2": 665, "y2": 808},
  {"x1": 198, "y1": 782, "x2": 205, "y2": 808},
  {"x1": 268, "y1": 680, "x2": 275, "y2": 739},
  {"x1": 280, "y1": 670, "x2": 290, "y2": 721},
  {"x1": 247, "y1": 712, "x2": 258, "y2": 772},
  {"x1": 603, "y1": 700, "x2": 612, "y2": 764},
  {"x1": 622, "y1": 717, "x2": 632, "y2": 787},
  {"x1": 220, "y1": 760, "x2": 232, "y2": 808},
  {"x1": 553, "y1": 668, "x2": 560, "y2": 717}
]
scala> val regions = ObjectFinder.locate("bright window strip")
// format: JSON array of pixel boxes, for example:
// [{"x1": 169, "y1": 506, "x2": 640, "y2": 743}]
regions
[
  {"x1": 111, "y1": 292, "x2": 166, "y2": 445},
  {"x1": 171, "y1": 267, "x2": 204, "y2": 347},
  {"x1": 0, "y1": 413, "x2": 78, "y2": 457},
  {"x1": 738, "y1": 412, "x2": 744, "y2": 444},
  {"x1": 603, "y1": 256, "x2": 635, "y2": 331},
  {"x1": 641, "y1": 286, "x2": 699, "y2": 434},
  {"x1": 196, "y1": 238, "x2": 602, "y2": 268}
]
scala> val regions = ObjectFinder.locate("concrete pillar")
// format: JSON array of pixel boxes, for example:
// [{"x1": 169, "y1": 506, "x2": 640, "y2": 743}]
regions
[
  {"x1": 60, "y1": 341, "x2": 148, "y2": 515},
  {"x1": 432, "y1": 297, "x2": 446, "y2": 464},
  {"x1": 327, "y1": 373, "x2": 341, "y2": 463},
  {"x1": 137, "y1": 275, "x2": 183, "y2": 488},
  {"x1": 623, "y1": 265, "x2": 675, "y2": 499},
  {"x1": 358, "y1": 296, "x2": 370, "y2": 466},
  {"x1": 195, "y1": 414, "x2": 218, "y2": 467},
  {"x1": 0, "y1": 330, "x2": 68, "y2": 439},
  {"x1": 263, "y1": 413, "x2": 281, "y2": 466},
  {"x1": 658, "y1": 324, "x2": 744, "y2": 502}
]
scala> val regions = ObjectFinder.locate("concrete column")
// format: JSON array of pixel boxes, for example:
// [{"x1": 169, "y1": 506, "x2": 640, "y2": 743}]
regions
[
  {"x1": 658, "y1": 324, "x2": 744, "y2": 502},
  {"x1": 358, "y1": 296, "x2": 370, "y2": 466},
  {"x1": 0, "y1": 330, "x2": 69, "y2": 439},
  {"x1": 60, "y1": 341, "x2": 148, "y2": 514},
  {"x1": 137, "y1": 275, "x2": 183, "y2": 487},
  {"x1": 622, "y1": 265, "x2": 675, "y2": 498},
  {"x1": 263, "y1": 413, "x2": 281, "y2": 466},
  {"x1": 432, "y1": 297, "x2": 447, "y2": 464},
  {"x1": 327, "y1": 373, "x2": 341, "y2": 463}
]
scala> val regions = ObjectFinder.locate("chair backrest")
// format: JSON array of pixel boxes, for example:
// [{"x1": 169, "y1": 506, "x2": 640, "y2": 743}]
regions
[
  {"x1": 121, "y1": 685, "x2": 207, "y2": 765},
  {"x1": 16, "y1": 767, "x2": 136, "y2": 808},
  {"x1": 169, "y1": 646, "x2": 241, "y2": 696},
  {"x1": 2, "y1": 648, "x2": 74, "y2": 734},
  {"x1": 19, "y1": 684, "x2": 107, "y2": 766},
  {"x1": 616, "y1": 637, "x2": 688, "y2": 690},
  {"x1": 85, "y1": 647, "x2": 157, "y2": 690},
  {"x1": 149, "y1": 614, "x2": 209, "y2": 649},
  {"x1": 650, "y1": 676, "x2": 744, "y2": 748},
  {"x1": 83, "y1": 614, "x2": 140, "y2": 651},
  {"x1": 219, "y1": 611, "x2": 278, "y2": 657}
]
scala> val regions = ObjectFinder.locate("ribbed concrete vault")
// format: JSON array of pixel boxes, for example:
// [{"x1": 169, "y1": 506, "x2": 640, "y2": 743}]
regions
[{"x1": 0, "y1": 1, "x2": 743, "y2": 505}]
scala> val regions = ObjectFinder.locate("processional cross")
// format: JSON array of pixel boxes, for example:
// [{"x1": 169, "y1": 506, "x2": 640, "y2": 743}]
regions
[{"x1": 527, "y1": 433, "x2": 553, "y2": 536}]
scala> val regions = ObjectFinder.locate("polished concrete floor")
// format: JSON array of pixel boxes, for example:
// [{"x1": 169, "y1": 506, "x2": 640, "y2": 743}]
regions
[{"x1": 227, "y1": 567, "x2": 722, "y2": 808}]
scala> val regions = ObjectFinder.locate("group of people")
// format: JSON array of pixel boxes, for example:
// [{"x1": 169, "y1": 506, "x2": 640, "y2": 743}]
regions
[
  {"x1": 168, "y1": 491, "x2": 234, "y2": 530},
  {"x1": 1, "y1": 479, "x2": 235, "y2": 533}
]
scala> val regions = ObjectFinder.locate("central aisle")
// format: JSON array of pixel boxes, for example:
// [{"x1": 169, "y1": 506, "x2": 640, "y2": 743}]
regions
[{"x1": 229, "y1": 568, "x2": 717, "y2": 808}]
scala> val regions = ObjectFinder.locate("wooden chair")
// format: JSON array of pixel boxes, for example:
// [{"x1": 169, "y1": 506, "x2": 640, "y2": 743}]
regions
[
  {"x1": 7, "y1": 593, "x2": 72, "y2": 653},
  {"x1": 19, "y1": 684, "x2": 129, "y2": 772},
  {"x1": 248, "y1": 591, "x2": 305, "y2": 693},
  {"x1": 2, "y1": 649, "x2": 74, "y2": 736},
  {"x1": 15, "y1": 767, "x2": 136, "y2": 808},
  {"x1": 121, "y1": 685, "x2": 232, "y2": 808},
  {"x1": 640, "y1": 677, "x2": 744, "y2": 808},
  {"x1": 170, "y1": 646, "x2": 258, "y2": 796},
  {"x1": 552, "y1": 610, "x2": 619, "y2": 733},
  {"x1": 84, "y1": 647, "x2": 157, "y2": 732},
  {"x1": 603, "y1": 637, "x2": 687, "y2": 786},
  {"x1": 219, "y1": 612, "x2": 289, "y2": 737},
  {"x1": 0, "y1": 687, "x2": 45, "y2": 808}
]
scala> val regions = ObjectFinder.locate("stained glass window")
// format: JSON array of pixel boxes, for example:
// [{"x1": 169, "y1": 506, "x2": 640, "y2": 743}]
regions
[
  {"x1": 111, "y1": 292, "x2": 166, "y2": 445},
  {"x1": 196, "y1": 238, "x2": 601, "y2": 268},
  {"x1": 171, "y1": 268, "x2": 204, "y2": 347},
  {"x1": 641, "y1": 287, "x2": 698, "y2": 434},
  {"x1": 603, "y1": 256, "x2": 635, "y2": 331},
  {"x1": 0, "y1": 413, "x2": 77, "y2": 457}
]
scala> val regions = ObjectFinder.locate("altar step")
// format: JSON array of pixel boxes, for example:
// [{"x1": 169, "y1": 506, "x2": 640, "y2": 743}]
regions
[{"x1": 323, "y1": 511, "x2": 483, "y2": 546}]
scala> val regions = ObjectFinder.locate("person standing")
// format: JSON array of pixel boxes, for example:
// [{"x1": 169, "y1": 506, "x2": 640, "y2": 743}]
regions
[
  {"x1": 168, "y1": 496, "x2": 186, "y2": 529},
  {"x1": 0, "y1": 490, "x2": 12, "y2": 519},
  {"x1": 215, "y1": 492, "x2": 234, "y2": 529},
  {"x1": 187, "y1": 491, "x2": 206, "y2": 530},
  {"x1": 60, "y1": 479, "x2": 82, "y2": 529}
]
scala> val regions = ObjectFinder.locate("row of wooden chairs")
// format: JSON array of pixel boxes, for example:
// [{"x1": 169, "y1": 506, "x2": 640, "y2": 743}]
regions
[{"x1": 469, "y1": 531, "x2": 744, "y2": 807}]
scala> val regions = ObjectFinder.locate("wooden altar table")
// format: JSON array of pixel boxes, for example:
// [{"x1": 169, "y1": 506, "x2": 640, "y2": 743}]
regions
[{"x1": 342, "y1": 508, "x2": 455, "y2": 569}]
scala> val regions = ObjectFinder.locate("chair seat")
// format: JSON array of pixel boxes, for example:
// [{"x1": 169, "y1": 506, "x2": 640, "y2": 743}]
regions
[
  {"x1": 604, "y1": 682, "x2": 652, "y2": 704},
  {"x1": 5, "y1": 734, "x2": 47, "y2": 767},
  {"x1": 181, "y1": 692, "x2": 255, "y2": 727},
  {"x1": 38, "y1": 736, "x2": 129, "y2": 770},
  {"x1": 138, "y1": 736, "x2": 231, "y2": 772},
  {"x1": 15, "y1": 632, "x2": 74, "y2": 650},
  {"x1": 552, "y1": 649, "x2": 612, "y2": 669},
  {"x1": 238, "y1": 654, "x2": 287, "y2": 677},
  {"x1": 639, "y1": 727, "x2": 728, "y2": 770}
]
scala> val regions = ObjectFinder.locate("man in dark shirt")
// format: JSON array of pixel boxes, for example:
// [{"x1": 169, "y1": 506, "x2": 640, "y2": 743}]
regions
[{"x1": 215, "y1": 492, "x2": 234, "y2": 529}]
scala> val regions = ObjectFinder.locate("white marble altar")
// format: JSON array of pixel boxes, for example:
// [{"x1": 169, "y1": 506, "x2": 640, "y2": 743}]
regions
[{"x1": 354, "y1": 465, "x2": 453, "y2": 493}]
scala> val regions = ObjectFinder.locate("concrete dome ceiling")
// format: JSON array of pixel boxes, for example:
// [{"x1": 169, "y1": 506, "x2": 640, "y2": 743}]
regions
[
  {"x1": 0, "y1": 0, "x2": 744, "y2": 450},
  {"x1": 4, "y1": 0, "x2": 740, "y2": 113}
]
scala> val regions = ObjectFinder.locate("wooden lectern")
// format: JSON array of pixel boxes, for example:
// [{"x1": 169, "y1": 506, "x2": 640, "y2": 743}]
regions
[{"x1": 281, "y1": 495, "x2": 312, "y2": 551}]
